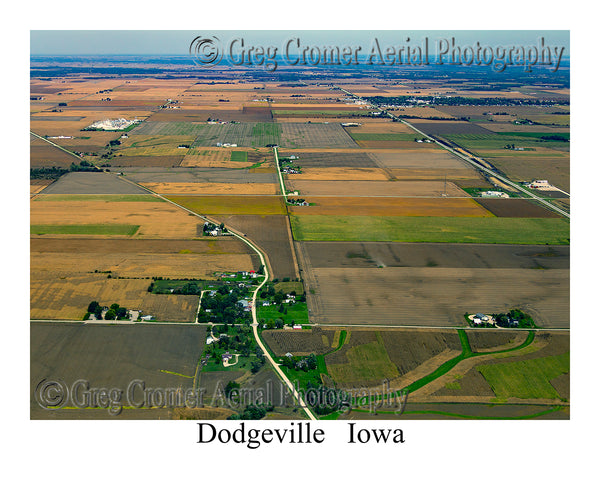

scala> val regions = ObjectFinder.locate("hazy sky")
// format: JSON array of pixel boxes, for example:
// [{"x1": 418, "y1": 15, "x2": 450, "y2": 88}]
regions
[{"x1": 30, "y1": 30, "x2": 569, "y2": 56}]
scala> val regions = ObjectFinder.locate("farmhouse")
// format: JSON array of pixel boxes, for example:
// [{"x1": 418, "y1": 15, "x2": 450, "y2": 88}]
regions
[{"x1": 481, "y1": 191, "x2": 509, "y2": 198}]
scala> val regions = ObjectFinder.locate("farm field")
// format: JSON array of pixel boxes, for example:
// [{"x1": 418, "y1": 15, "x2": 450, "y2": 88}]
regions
[
  {"x1": 115, "y1": 166, "x2": 277, "y2": 185},
  {"x1": 30, "y1": 274, "x2": 199, "y2": 321},
  {"x1": 262, "y1": 327, "x2": 335, "y2": 356},
  {"x1": 296, "y1": 167, "x2": 389, "y2": 181},
  {"x1": 368, "y1": 149, "x2": 471, "y2": 169},
  {"x1": 30, "y1": 198, "x2": 203, "y2": 238},
  {"x1": 30, "y1": 237, "x2": 258, "y2": 278},
  {"x1": 278, "y1": 151, "x2": 378, "y2": 168},
  {"x1": 38, "y1": 172, "x2": 149, "y2": 195},
  {"x1": 474, "y1": 198, "x2": 561, "y2": 218},
  {"x1": 484, "y1": 157, "x2": 570, "y2": 193},
  {"x1": 31, "y1": 323, "x2": 206, "y2": 418},
  {"x1": 165, "y1": 195, "x2": 287, "y2": 216},
  {"x1": 208, "y1": 214, "x2": 298, "y2": 280},
  {"x1": 296, "y1": 242, "x2": 570, "y2": 270},
  {"x1": 109, "y1": 155, "x2": 184, "y2": 167},
  {"x1": 30, "y1": 144, "x2": 81, "y2": 167},
  {"x1": 305, "y1": 267, "x2": 569, "y2": 327},
  {"x1": 280, "y1": 123, "x2": 358, "y2": 148},
  {"x1": 290, "y1": 215, "x2": 570, "y2": 244},
  {"x1": 141, "y1": 182, "x2": 279, "y2": 195},
  {"x1": 289, "y1": 197, "x2": 492, "y2": 217},
  {"x1": 286, "y1": 179, "x2": 468, "y2": 197}
]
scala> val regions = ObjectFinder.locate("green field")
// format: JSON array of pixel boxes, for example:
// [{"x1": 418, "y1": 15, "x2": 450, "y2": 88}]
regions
[
  {"x1": 347, "y1": 132, "x2": 417, "y2": 142},
  {"x1": 33, "y1": 194, "x2": 163, "y2": 202},
  {"x1": 477, "y1": 352, "x2": 569, "y2": 399},
  {"x1": 444, "y1": 134, "x2": 568, "y2": 153},
  {"x1": 496, "y1": 132, "x2": 570, "y2": 141},
  {"x1": 257, "y1": 302, "x2": 309, "y2": 325},
  {"x1": 31, "y1": 224, "x2": 140, "y2": 236},
  {"x1": 290, "y1": 215, "x2": 570, "y2": 244},
  {"x1": 230, "y1": 151, "x2": 248, "y2": 162},
  {"x1": 327, "y1": 332, "x2": 399, "y2": 386}
]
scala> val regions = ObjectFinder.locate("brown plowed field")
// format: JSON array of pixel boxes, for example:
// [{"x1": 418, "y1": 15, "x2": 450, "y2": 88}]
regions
[
  {"x1": 368, "y1": 149, "x2": 471, "y2": 169},
  {"x1": 109, "y1": 155, "x2": 184, "y2": 167},
  {"x1": 209, "y1": 214, "x2": 298, "y2": 280},
  {"x1": 262, "y1": 327, "x2": 335, "y2": 356},
  {"x1": 287, "y1": 179, "x2": 468, "y2": 197},
  {"x1": 31, "y1": 323, "x2": 207, "y2": 418},
  {"x1": 306, "y1": 267, "x2": 569, "y2": 327},
  {"x1": 289, "y1": 197, "x2": 492, "y2": 217},
  {"x1": 474, "y1": 198, "x2": 561, "y2": 218},
  {"x1": 30, "y1": 145, "x2": 79, "y2": 167},
  {"x1": 298, "y1": 242, "x2": 569, "y2": 270}
]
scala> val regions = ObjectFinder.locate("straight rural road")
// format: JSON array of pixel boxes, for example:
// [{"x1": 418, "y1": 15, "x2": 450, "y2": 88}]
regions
[
  {"x1": 114, "y1": 173, "x2": 317, "y2": 420},
  {"x1": 335, "y1": 87, "x2": 570, "y2": 219}
]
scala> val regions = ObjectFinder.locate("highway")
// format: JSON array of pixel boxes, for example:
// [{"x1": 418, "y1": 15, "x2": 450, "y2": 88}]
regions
[{"x1": 335, "y1": 86, "x2": 570, "y2": 219}]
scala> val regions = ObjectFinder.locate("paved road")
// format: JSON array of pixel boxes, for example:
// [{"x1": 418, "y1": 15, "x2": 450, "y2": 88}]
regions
[
  {"x1": 115, "y1": 173, "x2": 317, "y2": 420},
  {"x1": 335, "y1": 87, "x2": 570, "y2": 219}
]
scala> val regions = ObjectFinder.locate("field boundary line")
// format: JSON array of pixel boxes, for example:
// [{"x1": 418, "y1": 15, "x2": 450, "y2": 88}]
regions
[
  {"x1": 113, "y1": 173, "x2": 317, "y2": 420},
  {"x1": 335, "y1": 87, "x2": 570, "y2": 219}
]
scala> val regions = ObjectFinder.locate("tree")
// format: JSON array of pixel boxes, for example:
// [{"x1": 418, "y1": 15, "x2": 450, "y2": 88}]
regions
[
  {"x1": 116, "y1": 307, "x2": 127, "y2": 319},
  {"x1": 105, "y1": 309, "x2": 116, "y2": 320},
  {"x1": 110, "y1": 303, "x2": 120, "y2": 312},
  {"x1": 224, "y1": 381, "x2": 240, "y2": 400},
  {"x1": 87, "y1": 301, "x2": 99, "y2": 313}
]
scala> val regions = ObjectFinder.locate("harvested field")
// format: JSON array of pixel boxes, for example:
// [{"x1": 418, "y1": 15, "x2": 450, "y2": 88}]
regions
[
  {"x1": 114, "y1": 135, "x2": 197, "y2": 156},
  {"x1": 31, "y1": 237, "x2": 259, "y2": 278},
  {"x1": 324, "y1": 331, "x2": 400, "y2": 388},
  {"x1": 142, "y1": 182, "x2": 279, "y2": 195},
  {"x1": 485, "y1": 157, "x2": 570, "y2": 193},
  {"x1": 262, "y1": 327, "x2": 335, "y2": 356},
  {"x1": 290, "y1": 215, "x2": 570, "y2": 244},
  {"x1": 39, "y1": 172, "x2": 149, "y2": 195},
  {"x1": 279, "y1": 123, "x2": 358, "y2": 148},
  {"x1": 278, "y1": 151, "x2": 377, "y2": 168},
  {"x1": 165, "y1": 195, "x2": 287, "y2": 216},
  {"x1": 209, "y1": 214, "x2": 298, "y2": 280},
  {"x1": 407, "y1": 120, "x2": 493, "y2": 135},
  {"x1": 116, "y1": 166, "x2": 277, "y2": 185},
  {"x1": 30, "y1": 199, "x2": 203, "y2": 238},
  {"x1": 147, "y1": 108, "x2": 273, "y2": 123},
  {"x1": 30, "y1": 145, "x2": 79, "y2": 167},
  {"x1": 30, "y1": 179, "x2": 54, "y2": 194},
  {"x1": 388, "y1": 168, "x2": 481, "y2": 181},
  {"x1": 474, "y1": 198, "x2": 561, "y2": 218},
  {"x1": 31, "y1": 323, "x2": 206, "y2": 418},
  {"x1": 354, "y1": 140, "x2": 432, "y2": 149},
  {"x1": 30, "y1": 274, "x2": 198, "y2": 321},
  {"x1": 297, "y1": 242, "x2": 569, "y2": 270},
  {"x1": 306, "y1": 267, "x2": 569, "y2": 327},
  {"x1": 289, "y1": 197, "x2": 492, "y2": 217},
  {"x1": 368, "y1": 149, "x2": 470, "y2": 169},
  {"x1": 286, "y1": 180, "x2": 468, "y2": 197},
  {"x1": 109, "y1": 155, "x2": 184, "y2": 167},
  {"x1": 380, "y1": 330, "x2": 462, "y2": 376},
  {"x1": 297, "y1": 168, "x2": 389, "y2": 181},
  {"x1": 466, "y1": 330, "x2": 530, "y2": 353}
]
